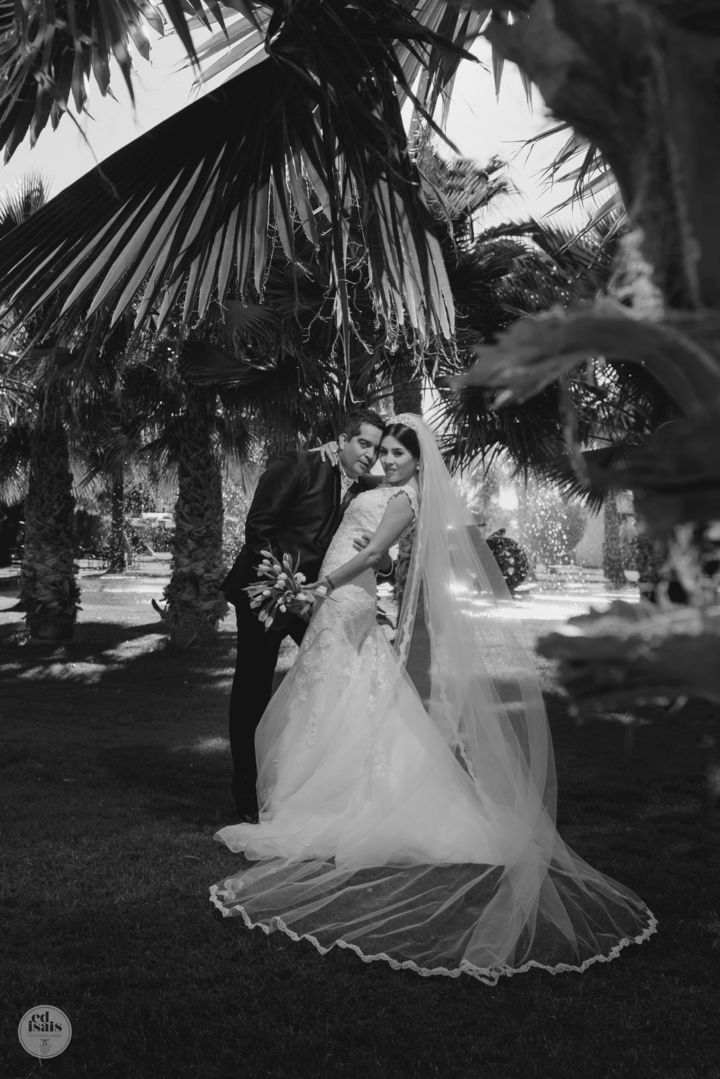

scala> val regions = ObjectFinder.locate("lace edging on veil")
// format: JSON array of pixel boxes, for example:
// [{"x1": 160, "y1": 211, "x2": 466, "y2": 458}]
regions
[{"x1": 210, "y1": 885, "x2": 658, "y2": 984}]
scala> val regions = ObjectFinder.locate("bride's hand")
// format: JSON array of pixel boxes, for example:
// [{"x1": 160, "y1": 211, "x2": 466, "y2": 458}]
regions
[
  {"x1": 285, "y1": 581, "x2": 328, "y2": 620},
  {"x1": 303, "y1": 579, "x2": 331, "y2": 597},
  {"x1": 311, "y1": 440, "x2": 339, "y2": 465}
]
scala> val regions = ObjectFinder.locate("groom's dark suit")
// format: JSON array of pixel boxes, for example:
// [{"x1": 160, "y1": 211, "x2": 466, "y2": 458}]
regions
[{"x1": 223, "y1": 450, "x2": 368, "y2": 815}]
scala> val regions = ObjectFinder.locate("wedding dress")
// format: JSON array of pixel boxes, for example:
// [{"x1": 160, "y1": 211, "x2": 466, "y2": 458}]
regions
[{"x1": 211, "y1": 416, "x2": 657, "y2": 984}]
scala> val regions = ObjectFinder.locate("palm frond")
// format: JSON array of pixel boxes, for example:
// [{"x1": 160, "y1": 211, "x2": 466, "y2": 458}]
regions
[
  {"x1": 441, "y1": 212, "x2": 620, "y2": 347},
  {"x1": 0, "y1": 0, "x2": 490, "y2": 162},
  {"x1": 396, "y1": 2, "x2": 491, "y2": 127},
  {"x1": 429, "y1": 381, "x2": 568, "y2": 472},
  {"x1": 0, "y1": 171, "x2": 50, "y2": 237},
  {"x1": 0, "y1": 1, "x2": 465, "y2": 357},
  {"x1": 0, "y1": 458, "x2": 27, "y2": 503},
  {"x1": 416, "y1": 146, "x2": 511, "y2": 248},
  {"x1": 212, "y1": 410, "x2": 253, "y2": 467},
  {"x1": 187, "y1": 4, "x2": 271, "y2": 88},
  {"x1": 179, "y1": 340, "x2": 270, "y2": 386},
  {"x1": 531, "y1": 443, "x2": 642, "y2": 511},
  {"x1": 0, "y1": 0, "x2": 250, "y2": 156},
  {"x1": 580, "y1": 358, "x2": 677, "y2": 440},
  {"x1": 0, "y1": 358, "x2": 34, "y2": 421},
  {"x1": 431, "y1": 359, "x2": 671, "y2": 480},
  {"x1": 0, "y1": 416, "x2": 30, "y2": 501},
  {"x1": 513, "y1": 89, "x2": 621, "y2": 236}
]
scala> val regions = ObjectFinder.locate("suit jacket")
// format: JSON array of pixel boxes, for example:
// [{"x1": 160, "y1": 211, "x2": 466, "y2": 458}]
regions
[{"x1": 222, "y1": 451, "x2": 371, "y2": 606}]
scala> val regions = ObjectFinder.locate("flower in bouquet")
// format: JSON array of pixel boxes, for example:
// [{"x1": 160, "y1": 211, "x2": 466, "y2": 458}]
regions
[{"x1": 244, "y1": 549, "x2": 328, "y2": 630}]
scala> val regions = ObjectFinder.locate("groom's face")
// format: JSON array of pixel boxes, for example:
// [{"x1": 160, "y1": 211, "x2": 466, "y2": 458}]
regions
[{"x1": 337, "y1": 422, "x2": 383, "y2": 478}]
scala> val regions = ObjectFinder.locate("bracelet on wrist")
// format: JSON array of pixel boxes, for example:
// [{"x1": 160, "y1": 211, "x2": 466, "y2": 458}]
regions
[{"x1": 324, "y1": 574, "x2": 335, "y2": 593}]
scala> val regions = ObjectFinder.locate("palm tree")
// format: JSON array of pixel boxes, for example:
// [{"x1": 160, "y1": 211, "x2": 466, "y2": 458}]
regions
[
  {"x1": 20, "y1": 401, "x2": 80, "y2": 639},
  {"x1": 70, "y1": 314, "x2": 140, "y2": 574},
  {"x1": 112, "y1": 346, "x2": 230, "y2": 647},
  {"x1": 0, "y1": 363, "x2": 32, "y2": 524},
  {"x1": 0, "y1": 1, "x2": 487, "y2": 362},
  {"x1": 179, "y1": 214, "x2": 401, "y2": 437},
  {"x1": 124, "y1": 316, "x2": 348, "y2": 650},
  {"x1": 0, "y1": 349, "x2": 84, "y2": 639},
  {"x1": 409, "y1": 157, "x2": 675, "y2": 594},
  {"x1": 79, "y1": 211, "x2": 399, "y2": 650},
  {"x1": 160, "y1": 383, "x2": 229, "y2": 648},
  {"x1": 388, "y1": 147, "x2": 516, "y2": 416},
  {"x1": 476, "y1": 1, "x2": 720, "y2": 415},
  {"x1": 431, "y1": 207, "x2": 678, "y2": 595},
  {"x1": 460, "y1": 2, "x2": 720, "y2": 709},
  {"x1": 5, "y1": 0, "x2": 719, "y2": 703},
  {"x1": 0, "y1": 175, "x2": 84, "y2": 639},
  {"x1": 425, "y1": 187, "x2": 677, "y2": 473}
]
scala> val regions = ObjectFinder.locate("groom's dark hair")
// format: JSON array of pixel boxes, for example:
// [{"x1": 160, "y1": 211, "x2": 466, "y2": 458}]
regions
[{"x1": 338, "y1": 408, "x2": 386, "y2": 440}]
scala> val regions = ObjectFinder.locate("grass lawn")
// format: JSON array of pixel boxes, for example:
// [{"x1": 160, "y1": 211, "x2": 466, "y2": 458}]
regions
[{"x1": 1, "y1": 575, "x2": 719, "y2": 1078}]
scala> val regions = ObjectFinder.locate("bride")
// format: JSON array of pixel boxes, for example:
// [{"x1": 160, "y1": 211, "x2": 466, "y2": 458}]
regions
[{"x1": 210, "y1": 414, "x2": 657, "y2": 983}]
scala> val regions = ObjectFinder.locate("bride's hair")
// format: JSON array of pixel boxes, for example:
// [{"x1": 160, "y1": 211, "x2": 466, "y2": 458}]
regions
[{"x1": 382, "y1": 421, "x2": 420, "y2": 460}]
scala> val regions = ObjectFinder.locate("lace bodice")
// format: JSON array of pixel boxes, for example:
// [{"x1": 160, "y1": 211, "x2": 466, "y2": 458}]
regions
[
  {"x1": 283, "y1": 483, "x2": 419, "y2": 744},
  {"x1": 321, "y1": 483, "x2": 418, "y2": 580}
]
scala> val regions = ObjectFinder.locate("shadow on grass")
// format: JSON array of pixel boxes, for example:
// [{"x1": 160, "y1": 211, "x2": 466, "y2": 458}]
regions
[
  {"x1": 3, "y1": 608, "x2": 720, "y2": 1075},
  {"x1": 0, "y1": 616, "x2": 236, "y2": 692},
  {"x1": 95, "y1": 740, "x2": 234, "y2": 827},
  {"x1": 0, "y1": 612, "x2": 233, "y2": 658},
  {"x1": 0, "y1": 613, "x2": 297, "y2": 835}
]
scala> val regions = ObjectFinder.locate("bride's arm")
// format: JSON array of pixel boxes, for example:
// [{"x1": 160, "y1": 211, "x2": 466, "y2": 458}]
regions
[{"x1": 310, "y1": 491, "x2": 415, "y2": 594}]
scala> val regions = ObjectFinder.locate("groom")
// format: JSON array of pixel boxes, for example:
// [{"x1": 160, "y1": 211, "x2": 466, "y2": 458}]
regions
[{"x1": 223, "y1": 408, "x2": 387, "y2": 820}]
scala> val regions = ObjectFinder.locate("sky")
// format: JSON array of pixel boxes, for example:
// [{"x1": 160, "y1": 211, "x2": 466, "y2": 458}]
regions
[
  {"x1": 0, "y1": 30, "x2": 589, "y2": 227},
  {"x1": 438, "y1": 43, "x2": 586, "y2": 226}
]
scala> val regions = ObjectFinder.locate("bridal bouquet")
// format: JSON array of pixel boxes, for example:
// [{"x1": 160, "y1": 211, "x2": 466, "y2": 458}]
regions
[{"x1": 244, "y1": 549, "x2": 328, "y2": 630}]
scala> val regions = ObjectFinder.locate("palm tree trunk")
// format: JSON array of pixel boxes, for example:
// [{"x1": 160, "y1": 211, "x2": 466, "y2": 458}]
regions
[
  {"x1": 516, "y1": 478, "x2": 537, "y2": 572},
  {"x1": 162, "y1": 386, "x2": 227, "y2": 646},
  {"x1": 635, "y1": 532, "x2": 664, "y2": 603},
  {"x1": 603, "y1": 491, "x2": 625, "y2": 588},
  {"x1": 106, "y1": 467, "x2": 127, "y2": 573},
  {"x1": 391, "y1": 355, "x2": 423, "y2": 416},
  {"x1": 20, "y1": 418, "x2": 80, "y2": 641}
]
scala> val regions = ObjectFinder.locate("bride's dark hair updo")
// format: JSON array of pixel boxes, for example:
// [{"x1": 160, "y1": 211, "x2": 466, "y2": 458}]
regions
[{"x1": 383, "y1": 422, "x2": 420, "y2": 460}]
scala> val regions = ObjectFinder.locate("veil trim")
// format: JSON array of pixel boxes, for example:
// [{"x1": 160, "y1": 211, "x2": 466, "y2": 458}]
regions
[{"x1": 210, "y1": 886, "x2": 658, "y2": 985}]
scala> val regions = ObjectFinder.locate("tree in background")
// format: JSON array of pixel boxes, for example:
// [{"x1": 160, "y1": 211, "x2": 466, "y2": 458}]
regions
[
  {"x1": 0, "y1": 176, "x2": 81, "y2": 640},
  {"x1": 517, "y1": 477, "x2": 588, "y2": 569},
  {"x1": 161, "y1": 383, "x2": 227, "y2": 648},
  {"x1": 464, "y1": 1, "x2": 720, "y2": 711},
  {"x1": 119, "y1": 345, "x2": 244, "y2": 647},
  {"x1": 602, "y1": 490, "x2": 625, "y2": 588}
]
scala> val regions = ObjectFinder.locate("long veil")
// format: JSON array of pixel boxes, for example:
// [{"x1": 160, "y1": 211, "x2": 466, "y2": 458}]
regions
[
  {"x1": 210, "y1": 414, "x2": 656, "y2": 983},
  {"x1": 389, "y1": 414, "x2": 656, "y2": 975}
]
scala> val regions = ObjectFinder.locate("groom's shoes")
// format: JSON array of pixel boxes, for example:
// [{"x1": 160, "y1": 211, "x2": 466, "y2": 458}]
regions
[{"x1": 235, "y1": 797, "x2": 259, "y2": 824}]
